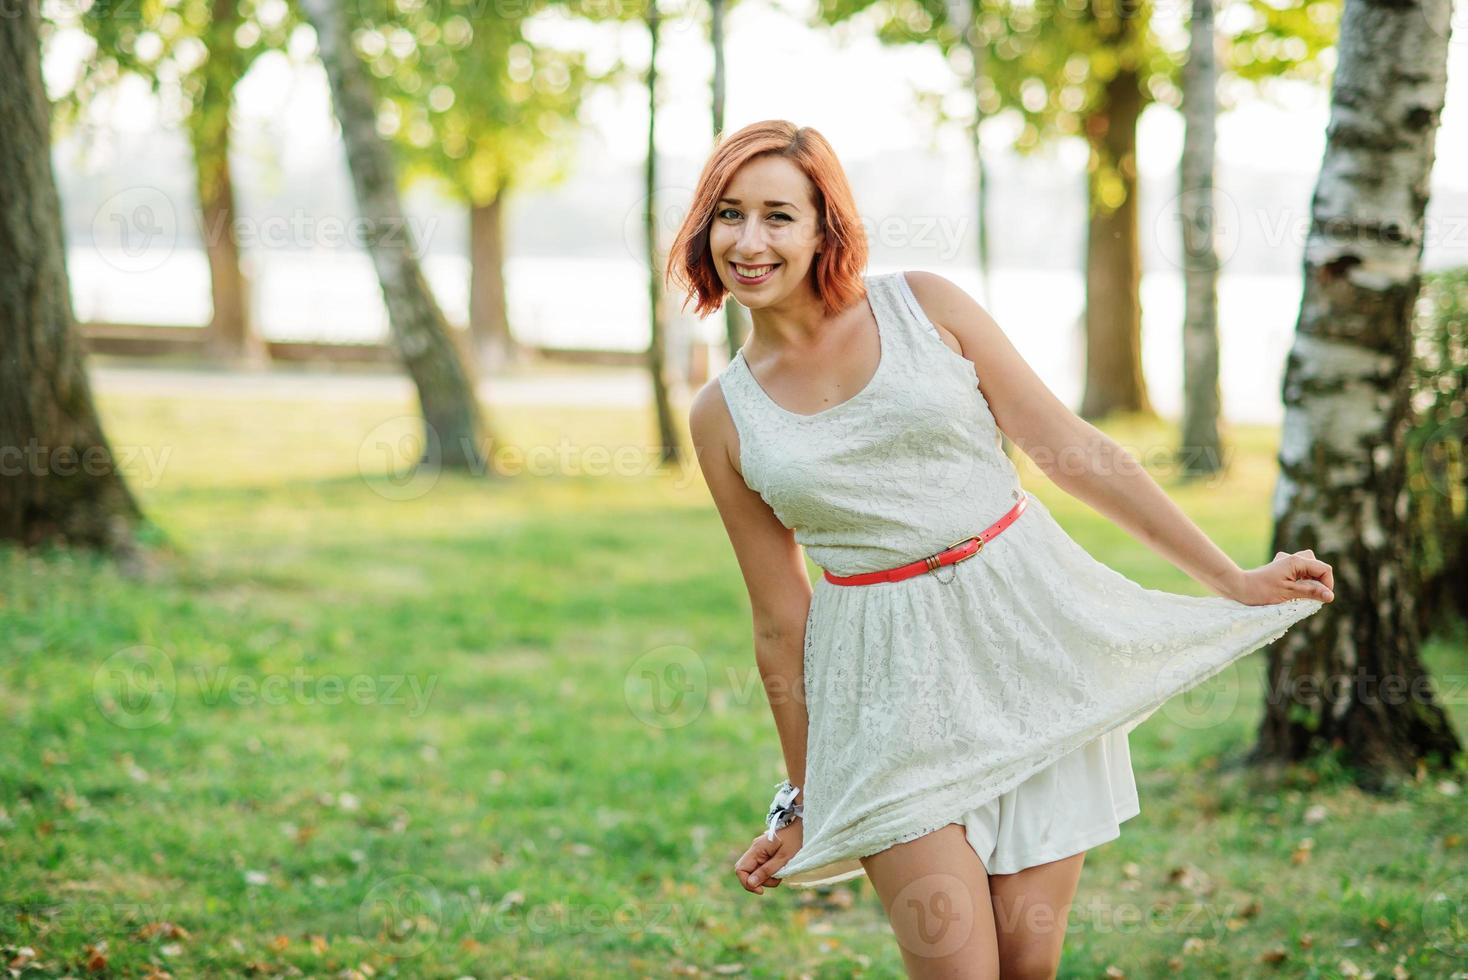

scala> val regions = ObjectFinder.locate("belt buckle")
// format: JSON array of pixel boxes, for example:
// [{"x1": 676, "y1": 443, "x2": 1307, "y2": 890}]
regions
[
  {"x1": 946, "y1": 534, "x2": 984, "y2": 563},
  {"x1": 924, "y1": 534, "x2": 982, "y2": 576}
]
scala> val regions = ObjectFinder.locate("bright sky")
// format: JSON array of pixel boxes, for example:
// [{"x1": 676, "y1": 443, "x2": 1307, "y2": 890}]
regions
[{"x1": 41, "y1": 0, "x2": 1468, "y2": 186}]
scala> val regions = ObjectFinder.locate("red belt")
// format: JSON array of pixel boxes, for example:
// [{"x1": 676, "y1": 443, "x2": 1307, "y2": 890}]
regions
[{"x1": 822, "y1": 496, "x2": 1029, "y2": 586}]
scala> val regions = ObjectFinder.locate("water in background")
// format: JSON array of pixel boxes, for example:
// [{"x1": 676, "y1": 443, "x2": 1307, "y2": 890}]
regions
[{"x1": 69, "y1": 247, "x2": 1306, "y2": 424}]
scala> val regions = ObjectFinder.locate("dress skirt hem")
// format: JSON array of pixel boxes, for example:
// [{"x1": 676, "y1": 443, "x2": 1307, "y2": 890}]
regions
[{"x1": 772, "y1": 594, "x2": 1319, "y2": 888}]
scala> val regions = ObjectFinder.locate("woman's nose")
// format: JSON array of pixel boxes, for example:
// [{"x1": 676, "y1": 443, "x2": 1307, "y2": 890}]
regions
[{"x1": 736, "y1": 218, "x2": 766, "y2": 254}]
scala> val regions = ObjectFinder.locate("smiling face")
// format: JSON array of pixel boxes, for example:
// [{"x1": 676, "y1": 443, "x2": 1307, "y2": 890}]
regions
[{"x1": 708, "y1": 154, "x2": 827, "y2": 308}]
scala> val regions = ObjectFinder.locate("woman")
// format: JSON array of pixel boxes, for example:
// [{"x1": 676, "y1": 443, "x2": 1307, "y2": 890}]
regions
[{"x1": 674, "y1": 119, "x2": 1334, "y2": 979}]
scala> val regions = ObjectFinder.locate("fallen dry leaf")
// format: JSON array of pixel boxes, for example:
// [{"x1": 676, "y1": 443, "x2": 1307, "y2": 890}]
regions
[
  {"x1": 1260, "y1": 946, "x2": 1288, "y2": 964},
  {"x1": 84, "y1": 941, "x2": 108, "y2": 973}
]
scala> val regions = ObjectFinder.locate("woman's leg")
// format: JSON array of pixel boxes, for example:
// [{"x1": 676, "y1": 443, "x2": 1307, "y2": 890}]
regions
[
  {"x1": 986, "y1": 851, "x2": 1087, "y2": 980},
  {"x1": 858, "y1": 823, "x2": 1002, "y2": 979}
]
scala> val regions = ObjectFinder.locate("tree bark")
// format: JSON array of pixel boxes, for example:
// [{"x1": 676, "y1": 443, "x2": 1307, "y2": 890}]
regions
[
  {"x1": 1080, "y1": 64, "x2": 1153, "y2": 420},
  {"x1": 300, "y1": 0, "x2": 488, "y2": 472},
  {"x1": 1252, "y1": 0, "x2": 1461, "y2": 787},
  {"x1": 468, "y1": 189, "x2": 519, "y2": 374},
  {"x1": 647, "y1": 0, "x2": 680, "y2": 464},
  {"x1": 709, "y1": 0, "x2": 748, "y2": 362},
  {"x1": 0, "y1": 0, "x2": 145, "y2": 557},
  {"x1": 191, "y1": 0, "x2": 267, "y2": 367},
  {"x1": 944, "y1": 0, "x2": 993, "y2": 303},
  {"x1": 1178, "y1": 0, "x2": 1223, "y2": 477}
]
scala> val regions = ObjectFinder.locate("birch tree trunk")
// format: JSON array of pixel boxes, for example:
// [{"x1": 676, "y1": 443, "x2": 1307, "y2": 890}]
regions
[
  {"x1": 300, "y1": 0, "x2": 488, "y2": 472},
  {"x1": 709, "y1": 0, "x2": 748, "y2": 361},
  {"x1": 1254, "y1": 0, "x2": 1460, "y2": 785},
  {"x1": 646, "y1": 0, "x2": 680, "y2": 465},
  {"x1": 943, "y1": 0, "x2": 994, "y2": 304},
  {"x1": 0, "y1": 0, "x2": 145, "y2": 557},
  {"x1": 1178, "y1": 0, "x2": 1223, "y2": 477}
]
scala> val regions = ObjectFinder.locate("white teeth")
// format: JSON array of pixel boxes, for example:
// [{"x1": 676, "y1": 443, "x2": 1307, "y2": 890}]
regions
[{"x1": 735, "y1": 263, "x2": 776, "y2": 277}]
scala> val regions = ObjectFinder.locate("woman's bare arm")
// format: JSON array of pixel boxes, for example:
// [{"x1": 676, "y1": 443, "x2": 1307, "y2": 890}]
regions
[
  {"x1": 688, "y1": 380, "x2": 811, "y2": 801},
  {"x1": 903, "y1": 270, "x2": 1334, "y2": 604}
]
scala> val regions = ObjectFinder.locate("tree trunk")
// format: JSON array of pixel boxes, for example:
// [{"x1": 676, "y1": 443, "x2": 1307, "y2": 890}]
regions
[
  {"x1": 1252, "y1": 0, "x2": 1461, "y2": 788},
  {"x1": 944, "y1": 0, "x2": 993, "y2": 303},
  {"x1": 191, "y1": 0, "x2": 267, "y2": 367},
  {"x1": 647, "y1": 0, "x2": 680, "y2": 464},
  {"x1": 1080, "y1": 65, "x2": 1153, "y2": 421},
  {"x1": 1178, "y1": 0, "x2": 1223, "y2": 477},
  {"x1": 0, "y1": 0, "x2": 145, "y2": 558},
  {"x1": 468, "y1": 189, "x2": 519, "y2": 374},
  {"x1": 299, "y1": 0, "x2": 488, "y2": 472},
  {"x1": 709, "y1": 0, "x2": 748, "y2": 362}
]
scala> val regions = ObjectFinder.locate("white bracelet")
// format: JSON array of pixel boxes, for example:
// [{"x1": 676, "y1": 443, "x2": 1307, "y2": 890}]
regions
[{"x1": 764, "y1": 779, "x2": 804, "y2": 841}]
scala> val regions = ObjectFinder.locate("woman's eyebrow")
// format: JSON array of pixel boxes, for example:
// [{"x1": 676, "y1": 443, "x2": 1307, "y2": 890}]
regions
[{"x1": 718, "y1": 197, "x2": 800, "y2": 210}]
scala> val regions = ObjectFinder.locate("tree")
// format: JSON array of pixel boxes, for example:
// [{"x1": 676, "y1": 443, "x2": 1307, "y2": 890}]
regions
[
  {"x1": 646, "y1": 0, "x2": 680, "y2": 465},
  {"x1": 1177, "y1": 0, "x2": 1222, "y2": 478},
  {"x1": 300, "y1": 0, "x2": 489, "y2": 472},
  {"x1": 708, "y1": 0, "x2": 751, "y2": 362},
  {"x1": 1254, "y1": 0, "x2": 1461, "y2": 784},
  {"x1": 813, "y1": 0, "x2": 1336, "y2": 421},
  {"x1": 361, "y1": 0, "x2": 603, "y2": 375},
  {"x1": 940, "y1": 0, "x2": 996, "y2": 304},
  {"x1": 0, "y1": 0, "x2": 146, "y2": 559},
  {"x1": 53, "y1": 0, "x2": 294, "y2": 365}
]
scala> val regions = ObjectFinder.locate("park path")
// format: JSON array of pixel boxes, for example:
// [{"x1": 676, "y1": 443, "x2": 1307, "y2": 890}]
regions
[{"x1": 87, "y1": 361, "x2": 664, "y2": 407}]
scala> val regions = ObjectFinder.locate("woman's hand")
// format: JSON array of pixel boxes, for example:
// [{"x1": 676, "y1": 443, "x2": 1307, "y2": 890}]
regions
[
  {"x1": 734, "y1": 821, "x2": 801, "y2": 895},
  {"x1": 1227, "y1": 549, "x2": 1335, "y2": 605}
]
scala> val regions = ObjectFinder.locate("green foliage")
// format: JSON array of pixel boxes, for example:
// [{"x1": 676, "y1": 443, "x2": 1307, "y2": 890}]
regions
[
  {"x1": 352, "y1": 0, "x2": 620, "y2": 205},
  {"x1": 808, "y1": 0, "x2": 1339, "y2": 182},
  {"x1": 45, "y1": 0, "x2": 298, "y2": 142}
]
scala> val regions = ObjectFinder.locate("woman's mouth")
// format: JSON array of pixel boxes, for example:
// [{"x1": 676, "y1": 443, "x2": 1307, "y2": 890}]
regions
[{"x1": 731, "y1": 262, "x2": 780, "y2": 285}]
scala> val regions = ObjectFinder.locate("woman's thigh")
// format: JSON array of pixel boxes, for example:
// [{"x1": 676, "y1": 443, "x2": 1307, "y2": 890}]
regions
[
  {"x1": 858, "y1": 823, "x2": 1001, "y2": 980},
  {"x1": 987, "y1": 852, "x2": 1087, "y2": 980}
]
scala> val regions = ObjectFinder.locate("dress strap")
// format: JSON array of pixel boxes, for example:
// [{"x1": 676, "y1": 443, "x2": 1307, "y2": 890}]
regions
[{"x1": 887, "y1": 270, "x2": 983, "y2": 384}]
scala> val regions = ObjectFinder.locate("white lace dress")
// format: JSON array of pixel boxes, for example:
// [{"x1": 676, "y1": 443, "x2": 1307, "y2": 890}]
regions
[{"x1": 716, "y1": 270, "x2": 1326, "y2": 887}]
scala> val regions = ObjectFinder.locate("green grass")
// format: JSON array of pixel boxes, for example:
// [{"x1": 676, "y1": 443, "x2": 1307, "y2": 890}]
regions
[{"x1": 2, "y1": 394, "x2": 1465, "y2": 978}]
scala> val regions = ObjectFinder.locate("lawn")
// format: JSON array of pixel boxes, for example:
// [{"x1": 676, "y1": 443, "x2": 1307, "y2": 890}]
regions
[{"x1": 2, "y1": 388, "x2": 1465, "y2": 978}]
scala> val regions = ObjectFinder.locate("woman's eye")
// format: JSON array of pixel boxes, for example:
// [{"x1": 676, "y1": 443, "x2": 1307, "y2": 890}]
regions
[{"x1": 717, "y1": 208, "x2": 792, "y2": 222}]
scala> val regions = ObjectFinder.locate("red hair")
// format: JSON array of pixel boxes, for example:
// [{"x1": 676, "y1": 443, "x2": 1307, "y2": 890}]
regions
[{"x1": 664, "y1": 120, "x2": 869, "y2": 320}]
